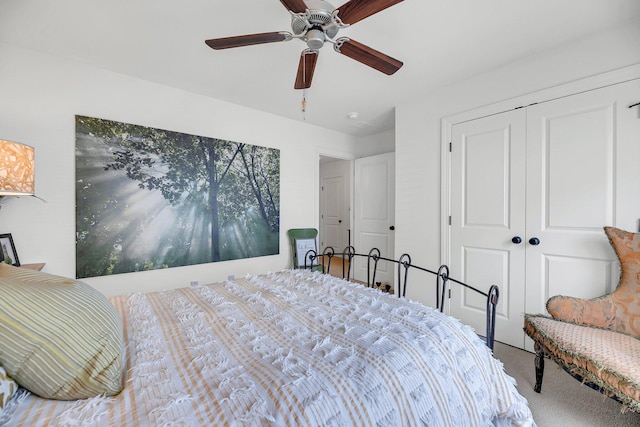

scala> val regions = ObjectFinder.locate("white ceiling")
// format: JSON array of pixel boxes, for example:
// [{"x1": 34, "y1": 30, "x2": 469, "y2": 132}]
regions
[{"x1": 1, "y1": 0, "x2": 639, "y2": 136}]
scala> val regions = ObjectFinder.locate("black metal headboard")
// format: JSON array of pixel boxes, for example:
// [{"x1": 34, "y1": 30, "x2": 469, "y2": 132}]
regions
[{"x1": 303, "y1": 246, "x2": 499, "y2": 350}]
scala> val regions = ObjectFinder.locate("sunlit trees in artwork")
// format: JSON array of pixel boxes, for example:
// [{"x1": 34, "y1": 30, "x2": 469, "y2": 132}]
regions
[{"x1": 75, "y1": 116, "x2": 280, "y2": 278}]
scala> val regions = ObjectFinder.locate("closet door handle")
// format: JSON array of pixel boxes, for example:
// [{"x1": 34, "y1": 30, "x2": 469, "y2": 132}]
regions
[
  {"x1": 529, "y1": 237, "x2": 541, "y2": 246},
  {"x1": 512, "y1": 236, "x2": 522, "y2": 244}
]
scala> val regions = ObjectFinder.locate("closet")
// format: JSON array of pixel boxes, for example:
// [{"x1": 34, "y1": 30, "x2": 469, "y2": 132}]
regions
[{"x1": 447, "y1": 78, "x2": 640, "y2": 349}]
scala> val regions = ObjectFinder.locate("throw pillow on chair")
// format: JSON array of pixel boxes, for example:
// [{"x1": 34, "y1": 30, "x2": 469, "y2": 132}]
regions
[{"x1": 546, "y1": 226, "x2": 640, "y2": 338}]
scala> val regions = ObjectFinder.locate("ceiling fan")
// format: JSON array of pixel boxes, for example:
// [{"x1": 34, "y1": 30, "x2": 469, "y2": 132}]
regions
[{"x1": 205, "y1": 0, "x2": 404, "y2": 90}]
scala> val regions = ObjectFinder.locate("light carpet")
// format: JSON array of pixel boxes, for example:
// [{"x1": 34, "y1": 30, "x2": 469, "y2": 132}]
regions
[{"x1": 494, "y1": 341, "x2": 640, "y2": 427}]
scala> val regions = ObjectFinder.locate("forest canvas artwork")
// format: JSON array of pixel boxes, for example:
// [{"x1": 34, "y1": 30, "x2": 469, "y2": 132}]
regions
[{"x1": 75, "y1": 116, "x2": 280, "y2": 278}]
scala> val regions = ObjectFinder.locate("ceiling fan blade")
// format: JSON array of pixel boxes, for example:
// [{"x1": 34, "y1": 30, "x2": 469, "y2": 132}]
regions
[
  {"x1": 294, "y1": 50, "x2": 319, "y2": 89},
  {"x1": 334, "y1": 38, "x2": 402, "y2": 75},
  {"x1": 336, "y1": 0, "x2": 403, "y2": 25},
  {"x1": 278, "y1": 0, "x2": 308, "y2": 13},
  {"x1": 205, "y1": 32, "x2": 291, "y2": 50}
]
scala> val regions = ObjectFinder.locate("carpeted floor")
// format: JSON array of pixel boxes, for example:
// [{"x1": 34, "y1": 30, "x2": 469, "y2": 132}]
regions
[{"x1": 494, "y1": 341, "x2": 640, "y2": 426}]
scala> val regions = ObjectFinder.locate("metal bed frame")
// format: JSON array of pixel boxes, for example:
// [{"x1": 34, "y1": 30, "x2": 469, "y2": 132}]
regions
[{"x1": 302, "y1": 246, "x2": 500, "y2": 350}]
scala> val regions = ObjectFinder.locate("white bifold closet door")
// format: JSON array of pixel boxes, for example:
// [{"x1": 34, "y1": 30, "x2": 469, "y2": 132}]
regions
[{"x1": 449, "y1": 78, "x2": 640, "y2": 349}]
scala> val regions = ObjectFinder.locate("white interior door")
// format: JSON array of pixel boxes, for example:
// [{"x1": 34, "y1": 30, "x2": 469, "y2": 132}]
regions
[
  {"x1": 522, "y1": 81, "x2": 640, "y2": 350},
  {"x1": 319, "y1": 158, "x2": 350, "y2": 255},
  {"x1": 449, "y1": 109, "x2": 527, "y2": 348},
  {"x1": 354, "y1": 153, "x2": 395, "y2": 288},
  {"x1": 320, "y1": 175, "x2": 345, "y2": 251}
]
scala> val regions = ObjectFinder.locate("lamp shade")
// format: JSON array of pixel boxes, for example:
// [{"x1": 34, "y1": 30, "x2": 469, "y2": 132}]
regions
[{"x1": 0, "y1": 140, "x2": 35, "y2": 196}]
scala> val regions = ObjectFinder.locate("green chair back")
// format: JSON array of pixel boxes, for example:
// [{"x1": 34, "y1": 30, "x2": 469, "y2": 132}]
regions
[{"x1": 287, "y1": 228, "x2": 322, "y2": 270}]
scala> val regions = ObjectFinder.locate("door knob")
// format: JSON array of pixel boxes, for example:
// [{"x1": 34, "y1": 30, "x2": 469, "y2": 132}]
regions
[
  {"x1": 338, "y1": 220, "x2": 342, "y2": 223},
  {"x1": 529, "y1": 237, "x2": 541, "y2": 246},
  {"x1": 389, "y1": 226, "x2": 395, "y2": 231},
  {"x1": 512, "y1": 236, "x2": 522, "y2": 244}
]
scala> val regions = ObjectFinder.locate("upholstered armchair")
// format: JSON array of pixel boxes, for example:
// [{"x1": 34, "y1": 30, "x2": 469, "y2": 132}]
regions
[{"x1": 524, "y1": 226, "x2": 640, "y2": 412}]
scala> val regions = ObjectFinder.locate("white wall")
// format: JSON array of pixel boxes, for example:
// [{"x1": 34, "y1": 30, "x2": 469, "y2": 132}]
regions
[
  {"x1": 3, "y1": 19, "x2": 639, "y2": 300},
  {"x1": 395, "y1": 20, "x2": 640, "y2": 304},
  {"x1": 0, "y1": 43, "x2": 359, "y2": 296},
  {"x1": 354, "y1": 128, "x2": 395, "y2": 158}
]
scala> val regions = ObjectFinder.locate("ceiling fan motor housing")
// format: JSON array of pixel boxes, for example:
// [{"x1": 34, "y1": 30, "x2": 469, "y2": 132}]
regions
[{"x1": 291, "y1": 0, "x2": 340, "y2": 49}]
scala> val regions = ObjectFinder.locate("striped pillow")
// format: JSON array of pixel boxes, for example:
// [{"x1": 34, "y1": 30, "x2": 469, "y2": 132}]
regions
[{"x1": 0, "y1": 265, "x2": 124, "y2": 400}]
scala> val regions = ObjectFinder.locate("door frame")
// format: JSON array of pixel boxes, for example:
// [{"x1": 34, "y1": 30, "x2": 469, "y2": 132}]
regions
[{"x1": 440, "y1": 64, "x2": 640, "y2": 279}]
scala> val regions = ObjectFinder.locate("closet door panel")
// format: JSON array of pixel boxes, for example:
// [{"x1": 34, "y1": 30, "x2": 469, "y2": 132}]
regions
[
  {"x1": 450, "y1": 109, "x2": 526, "y2": 348},
  {"x1": 524, "y1": 82, "x2": 636, "y2": 319},
  {"x1": 546, "y1": 255, "x2": 613, "y2": 300},
  {"x1": 545, "y1": 106, "x2": 614, "y2": 228},
  {"x1": 461, "y1": 247, "x2": 509, "y2": 316},
  {"x1": 463, "y1": 128, "x2": 510, "y2": 227}
]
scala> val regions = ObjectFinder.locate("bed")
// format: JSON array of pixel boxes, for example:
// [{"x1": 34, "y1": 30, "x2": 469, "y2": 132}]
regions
[{"x1": 0, "y1": 258, "x2": 535, "y2": 426}]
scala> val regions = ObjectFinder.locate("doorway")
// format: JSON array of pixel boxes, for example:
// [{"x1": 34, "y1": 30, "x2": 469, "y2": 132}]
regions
[
  {"x1": 319, "y1": 156, "x2": 351, "y2": 254},
  {"x1": 318, "y1": 152, "x2": 396, "y2": 289}
]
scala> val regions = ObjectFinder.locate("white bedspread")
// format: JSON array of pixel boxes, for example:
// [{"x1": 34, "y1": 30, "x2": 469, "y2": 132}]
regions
[{"x1": 3, "y1": 270, "x2": 535, "y2": 426}]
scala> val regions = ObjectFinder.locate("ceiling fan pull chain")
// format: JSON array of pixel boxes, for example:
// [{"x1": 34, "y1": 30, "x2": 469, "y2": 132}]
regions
[
  {"x1": 302, "y1": 89, "x2": 307, "y2": 116},
  {"x1": 301, "y1": 56, "x2": 307, "y2": 117}
]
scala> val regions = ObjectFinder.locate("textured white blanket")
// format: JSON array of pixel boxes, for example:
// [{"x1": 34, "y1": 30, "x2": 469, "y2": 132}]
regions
[{"x1": 4, "y1": 270, "x2": 535, "y2": 426}]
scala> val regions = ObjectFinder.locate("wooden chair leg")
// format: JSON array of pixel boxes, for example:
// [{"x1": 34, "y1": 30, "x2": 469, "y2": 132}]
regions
[{"x1": 534, "y1": 342, "x2": 545, "y2": 393}]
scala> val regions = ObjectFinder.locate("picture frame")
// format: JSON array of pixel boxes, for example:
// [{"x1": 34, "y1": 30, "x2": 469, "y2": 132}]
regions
[
  {"x1": 75, "y1": 115, "x2": 280, "y2": 278},
  {"x1": 295, "y1": 237, "x2": 318, "y2": 267},
  {"x1": 0, "y1": 233, "x2": 20, "y2": 267}
]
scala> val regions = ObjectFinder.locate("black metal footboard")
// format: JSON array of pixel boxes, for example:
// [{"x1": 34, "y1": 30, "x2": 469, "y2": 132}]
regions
[{"x1": 302, "y1": 246, "x2": 499, "y2": 350}]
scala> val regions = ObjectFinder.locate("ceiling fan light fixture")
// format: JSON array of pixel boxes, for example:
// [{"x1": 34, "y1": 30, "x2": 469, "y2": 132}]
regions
[{"x1": 305, "y1": 28, "x2": 326, "y2": 50}]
